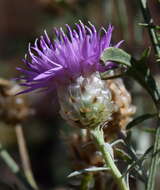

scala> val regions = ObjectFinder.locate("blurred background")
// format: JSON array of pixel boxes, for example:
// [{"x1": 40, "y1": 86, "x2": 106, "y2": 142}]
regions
[{"x1": 0, "y1": 0, "x2": 160, "y2": 189}]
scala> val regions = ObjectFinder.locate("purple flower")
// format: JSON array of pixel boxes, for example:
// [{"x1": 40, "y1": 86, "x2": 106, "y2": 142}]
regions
[{"x1": 18, "y1": 21, "x2": 122, "y2": 94}]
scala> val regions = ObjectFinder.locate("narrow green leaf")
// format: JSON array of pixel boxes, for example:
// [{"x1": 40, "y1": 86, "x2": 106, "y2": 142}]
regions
[
  {"x1": 140, "y1": 47, "x2": 151, "y2": 62},
  {"x1": 122, "y1": 146, "x2": 153, "y2": 178},
  {"x1": 126, "y1": 113, "x2": 157, "y2": 130},
  {"x1": 144, "y1": 146, "x2": 153, "y2": 157},
  {"x1": 67, "y1": 167, "x2": 110, "y2": 178},
  {"x1": 120, "y1": 132, "x2": 148, "y2": 182},
  {"x1": 115, "y1": 148, "x2": 132, "y2": 161},
  {"x1": 100, "y1": 47, "x2": 131, "y2": 67},
  {"x1": 140, "y1": 127, "x2": 156, "y2": 133},
  {"x1": 100, "y1": 72, "x2": 124, "y2": 80}
]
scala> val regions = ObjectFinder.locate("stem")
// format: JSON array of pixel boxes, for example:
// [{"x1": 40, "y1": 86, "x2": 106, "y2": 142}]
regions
[
  {"x1": 15, "y1": 124, "x2": 38, "y2": 190},
  {"x1": 0, "y1": 143, "x2": 35, "y2": 190},
  {"x1": 146, "y1": 120, "x2": 160, "y2": 190},
  {"x1": 139, "y1": 0, "x2": 160, "y2": 58},
  {"x1": 90, "y1": 126, "x2": 129, "y2": 190},
  {"x1": 80, "y1": 173, "x2": 93, "y2": 190},
  {"x1": 139, "y1": 2, "x2": 160, "y2": 189}
]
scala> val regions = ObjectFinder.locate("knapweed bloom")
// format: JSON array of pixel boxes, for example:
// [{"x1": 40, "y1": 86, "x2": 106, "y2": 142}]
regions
[{"x1": 18, "y1": 21, "x2": 126, "y2": 129}]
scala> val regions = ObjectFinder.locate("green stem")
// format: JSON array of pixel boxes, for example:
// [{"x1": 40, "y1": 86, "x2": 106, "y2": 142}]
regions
[
  {"x1": 0, "y1": 143, "x2": 35, "y2": 190},
  {"x1": 139, "y1": 0, "x2": 160, "y2": 58},
  {"x1": 146, "y1": 120, "x2": 160, "y2": 190},
  {"x1": 80, "y1": 173, "x2": 93, "y2": 190},
  {"x1": 139, "y1": 2, "x2": 160, "y2": 189},
  {"x1": 90, "y1": 126, "x2": 129, "y2": 190}
]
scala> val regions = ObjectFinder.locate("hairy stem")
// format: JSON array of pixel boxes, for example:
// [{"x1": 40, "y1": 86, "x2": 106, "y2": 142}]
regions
[
  {"x1": 90, "y1": 126, "x2": 129, "y2": 190},
  {"x1": 15, "y1": 124, "x2": 38, "y2": 190},
  {"x1": 80, "y1": 173, "x2": 93, "y2": 190}
]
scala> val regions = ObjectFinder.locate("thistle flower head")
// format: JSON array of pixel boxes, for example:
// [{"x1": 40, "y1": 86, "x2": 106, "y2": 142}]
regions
[
  {"x1": 18, "y1": 21, "x2": 125, "y2": 129},
  {"x1": 18, "y1": 21, "x2": 122, "y2": 93}
]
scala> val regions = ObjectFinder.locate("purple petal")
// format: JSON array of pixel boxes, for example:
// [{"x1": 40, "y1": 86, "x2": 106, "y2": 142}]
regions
[
  {"x1": 17, "y1": 21, "x2": 122, "y2": 94},
  {"x1": 33, "y1": 67, "x2": 63, "y2": 81}
]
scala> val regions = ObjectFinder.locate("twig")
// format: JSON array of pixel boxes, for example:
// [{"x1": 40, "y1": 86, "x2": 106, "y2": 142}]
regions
[
  {"x1": 139, "y1": 1, "x2": 160, "y2": 189},
  {"x1": 0, "y1": 143, "x2": 35, "y2": 190},
  {"x1": 146, "y1": 121, "x2": 160, "y2": 190},
  {"x1": 139, "y1": 0, "x2": 160, "y2": 58},
  {"x1": 15, "y1": 124, "x2": 38, "y2": 190}
]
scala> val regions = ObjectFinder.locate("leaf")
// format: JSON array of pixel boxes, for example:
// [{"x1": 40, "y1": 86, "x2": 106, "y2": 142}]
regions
[
  {"x1": 140, "y1": 127, "x2": 156, "y2": 133},
  {"x1": 67, "y1": 167, "x2": 110, "y2": 178},
  {"x1": 122, "y1": 144, "x2": 151, "y2": 183},
  {"x1": 120, "y1": 130, "x2": 153, "y2": 183},
  {"x1": 100, "y1": 47, "x2": 160, "y2": 104},
  {"x1": 129, "y1": 54, "x2": 160, "y2": 102},
  {"x1": 126, "y1": 113, "x2": 157, "y2": 130},
  {"x1": 115, "y1": 148, "x2": 132, "y2": 161},
  {"x1": 100, "y1": 72, "x2": 124, "y2": 80},
  {"x1": 140, "y1": 48, "x2": 151, "y2": 62},
  {"x1": 122, "y1": 151, "x2": 148, "y2": 179},
  {"x1": 100, "y1": 47, "x2": 131, "y2": 67},
  {"x1": 143, "y1": 145, "x2": 153, "y2": 157}
]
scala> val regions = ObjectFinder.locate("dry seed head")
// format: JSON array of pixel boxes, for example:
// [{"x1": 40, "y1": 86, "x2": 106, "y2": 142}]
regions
[
  {"x1": 0, "y1": 79, "x2": 30, "y2": 125},
  {"x1": 104, "y1": 78, "x2": 136, "y2": 140}
]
